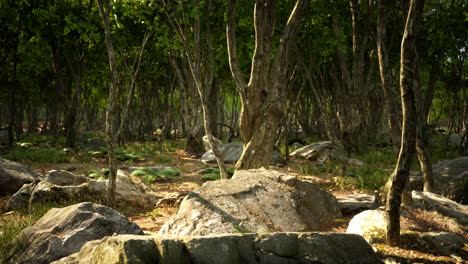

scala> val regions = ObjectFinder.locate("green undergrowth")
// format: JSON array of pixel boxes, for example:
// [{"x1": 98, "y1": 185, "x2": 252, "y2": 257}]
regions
[
  {"x1": 87, "y1": 168, "x2": 110, "y2": 180},
  {"x1": 2, "y1": 147, "x2": 70, "y2": 163},
  {"x1": 200, "y1": 167, "x2": 235, "y2": 181},
  {"x1": 131, "y1": 167, "x2": 181, "y2": 184}
]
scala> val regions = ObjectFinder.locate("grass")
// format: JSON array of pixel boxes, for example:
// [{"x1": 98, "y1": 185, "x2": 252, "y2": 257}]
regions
[{"x1": 2, "y1": 147, "x2": 70, "y2": 163}]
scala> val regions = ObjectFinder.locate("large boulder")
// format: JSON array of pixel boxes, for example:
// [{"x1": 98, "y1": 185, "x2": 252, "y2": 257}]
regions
[
  {"x1": 53, "y1": 232, "x2": 382, "y2": 264},
  {"x1": 411, "y1": 157, "x2": 468, "y2": 204},
  {"x1": 200, "y1": 142, "x2": 284, "y2": 165},
  {"x1": 335, "y1": 193, "x2": 379, "y2": 215},
  {"x1": 290, "y1": 141, "x2": 347, "y2": 162},
  {"x1": 7, "y1": 170, "x2": 159, "y2": 211},
  {"x1": 3, "y1": 202, "x2": 143, "y2": 264},
  {"x1": 0, "y1": 130, "x2": 8, "y2": 145},
  {"x1": 82, "y1": 137, "x2": 107, "y2": 150},
  {"x1": 400, "y1": 232, "x2": 467, "y2": 257},
  {"x1": 412, "y1": 191, "x2": 468, "y2": 228},
  {"x1": 0, "y1": 157, "x2": 39, "y2": 195},
  {"x1": 159, "y1": 168, "x2": 341, "y2": 236},
  {"x1": 346, "y1": 208, "x2": 387, "y2": 243}
]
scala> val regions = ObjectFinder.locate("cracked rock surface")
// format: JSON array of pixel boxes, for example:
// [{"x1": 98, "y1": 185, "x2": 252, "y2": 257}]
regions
[{"x1": 159, "y1": 168, "x2": 341, "y2": 236}]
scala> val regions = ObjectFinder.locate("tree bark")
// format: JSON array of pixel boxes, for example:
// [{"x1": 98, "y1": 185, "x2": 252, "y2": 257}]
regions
[
  {"x1": 377, "y1": 0, "x2": 402, "y2": 153},
  {"x1": 97, "y1": 0, "x2": 119, "y2": 208},
  {"x1": 386, "y1": 0, "x2": 425, "y2": 246},
  {"x1": 227, "y1": 0, "x2": 309, "y2": 170}
]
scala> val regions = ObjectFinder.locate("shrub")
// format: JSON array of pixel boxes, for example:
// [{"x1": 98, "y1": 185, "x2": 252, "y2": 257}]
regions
[
  {"x1": 200, "y1": 167, "x2": 235, "y2": 181},
  {"x1": 131, "y1": 167, "x2": 181, "y2": 184}
]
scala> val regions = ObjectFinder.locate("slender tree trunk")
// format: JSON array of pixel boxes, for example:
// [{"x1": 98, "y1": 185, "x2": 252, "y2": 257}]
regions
[
  {"x1": 386, "y1": 0, "x2": 425, "y2": 246},
  {"x1": 97, "y1": 0, "x2": 119, "y2": 207},
  {"x1": 377, "y1": 0, "x2": 402, "y2": 153}
]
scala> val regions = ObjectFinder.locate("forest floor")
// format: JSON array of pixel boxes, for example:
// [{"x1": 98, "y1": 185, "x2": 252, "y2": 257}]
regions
[{"x1": 1, "y1": 140, "x2": 466, "y2": 264}]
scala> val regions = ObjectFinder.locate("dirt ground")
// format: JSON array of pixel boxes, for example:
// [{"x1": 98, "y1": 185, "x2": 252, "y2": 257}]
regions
[{"x1": 21, "y1": 148, "x2": 468, "y2": 264}]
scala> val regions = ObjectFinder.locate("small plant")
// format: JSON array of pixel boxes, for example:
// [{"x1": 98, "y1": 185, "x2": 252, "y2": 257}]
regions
[
  {"x1": 200, "y1": 167, "x2": 235, "y2": 181},
  {"x1": 87, "y1": 168, "x2": 109, "y2": 180},
  {"x1": 116, "y1": 149, "x2": 148, "y2": 162},
  {"x1": 131, "y1": 167, "x2": 181, "y2": 184},
  {"x1": 154, "y1": 155, "x2": 173, "y2": 164}
]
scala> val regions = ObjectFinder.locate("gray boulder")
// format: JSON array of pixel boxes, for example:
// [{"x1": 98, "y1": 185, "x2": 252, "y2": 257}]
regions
[
  {"x1": 412, "y1": 191, "x2": 468, "y2": 228},
  {"x1": 411, "y1": 157, "x2": 468, "y2": 204},
  {"x1": 0, "y1": 157, "x2": 38, "y2": 195},
  {"x1": 400, "y1": 232, "x2": 467, "y2": 257},
  {"x1": 3, "y1": 202, "x2": 143, "y2": 264},
  {"x1": 159, "y1": 168, "x2": 341, "y2": 236},
  {"x1": 335, "y1": 193, "x2": 379, "y2": 215},
  {"x1": 290, "y1": 141, "x2": 347, "y2": 162},
  {"x1": 39, "y1": 170, "x2": 90, "y2": 186},
  {"x1": 201, "y1": 142, "x2": 284, "y2": 165},
  {"x1": 82, "y1": 137, "x2": 107, "y2": 150},
  {"x1": 346, "y1": 208, "x2": 387, "y2": 243},
  {"x1": 7, "y1": 170, "x2": 159, "y2": 211},
  {"x1": 202, "y1": 135, "x2": 222, "y2": 152},
  {"x1": 0, "y1": 130, "x2": 8, "y2": 145},
  {"x1": 53, "y1": 232, "x2": 382, "y2": 264}
]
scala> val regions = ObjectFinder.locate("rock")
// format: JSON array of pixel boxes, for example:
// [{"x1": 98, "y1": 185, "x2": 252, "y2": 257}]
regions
[
  {"x1": 347, "y1": 209, "x2": 387, "y2": 243},
  {"x1": 411, "y1": 157, "x2": 468, "y2": 204},
  {"x1": 412, "y1": 191, "x2": 468, "y2": 228},
  {"x1": 401, "y1": 232, "x2": 467, "y2": 257},
  {"x1": 53, "y1": 232, "x2": 382, "y2": 264},
  {"x1": 290, "y1": 141, "x2": 347, "y2": 162},
  {"x1": 159, "y1": 168, "x2": 341, "y2": 236},
  {"x1": 201, "y1": 142, "x2": 284, "y2": 165},
  {"x1": 39, "y1": 170, "x2": 90, "y2": 186},
  {"x1": 447, "y1": 134, "x2": 462, "y2": 148},
  {"x1": 0, "y1": 157, "x2": 39, "y2": 195},
  {"x1": 3, "y1": 202, "x2": 143, "y2": 264},
  {"x1": 82, "y1": 137, "x2": 107, "y2": 150},
  {"x1": 0, "y1": 130, "x2": 8, "y2": 145},
  {"x1": 202, "y1": 135, "x2": 222, "y2": 152},
  {"x1": 335, "y1": 193, "x2": 379, "y2": 215},
  {"x1": 7, "y1": 170, "x2": 159, "y2": 211},
  {"x1": 347, "y1": 158, "x2": 366, "y2": 167}
]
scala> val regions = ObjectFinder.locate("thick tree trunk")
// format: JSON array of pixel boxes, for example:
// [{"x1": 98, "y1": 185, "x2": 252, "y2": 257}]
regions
[
  {"x1": 386, "y1": 0, "x2": 425, "y2": 246},
  {"x1": 227, "y1": 0, "x2": 308, "y2": 170}
]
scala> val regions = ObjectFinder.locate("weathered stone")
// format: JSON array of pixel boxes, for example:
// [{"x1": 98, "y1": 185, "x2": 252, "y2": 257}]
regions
[
  {"x1": 412, "y1": 191, "x2": 468, "y2": 228},
  {"x1": 82, "y1": 137, "x2": 107, "y2": 150},
  {"x1": 411, "y1": 157, "x2": 468, "y2": 204},
  {"x1": 290, "y1": 141, "x2": 347, "y2": 162},
  {"x1": 7, "y1": 170, "x2": 160, "y2": 211},
  {"x1": 202, "y1": 135, "x2": 222, "y2": 152},
  {"x1": 53, "y1": 232, "x2": 382, "y2": 264},
  {"x1": 335, "y1": 193, "x2": 379, "y2": 215},
  {"x1": 347, "y1": 158, "x2": 366, "y2": 167},
  {"x1": 401, "y1": 232, "x2": 467, "y2": 257},
  {"x1": 0, "y1": 157, "x2": 38, "y2": 195},
  {"x1": 4, "y1": 202, "x2": 143, "y2": 264},
  {"x1": 159, "y1": 168, "x2": 341, "y2": 237},
  {"x1": 39, "y1": 170, "x2": 90, "y2": 186},
  {"x1": 200, "y1": 142, "x2": 284, "y2": 165},
  {"x1": 0, "y1": 130, "x2": 9, "y2": 145},
  {"x1": 347, "y1": 208, "x2": 387, "y2": 243}
]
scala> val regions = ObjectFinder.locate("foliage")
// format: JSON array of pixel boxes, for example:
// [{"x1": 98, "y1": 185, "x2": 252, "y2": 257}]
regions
[
  {"x1": 87, "y1": 168, "x2": 109, "y2": 180},
  {"x1": 200, "y1": 167, "x2": 235, "y2": 181},
  {"x1": 2, "y1": 147, "x2": 70, "y2": 163},
  {"x1": 131, "y1": 167, "x2": 181, "y2": 184}
]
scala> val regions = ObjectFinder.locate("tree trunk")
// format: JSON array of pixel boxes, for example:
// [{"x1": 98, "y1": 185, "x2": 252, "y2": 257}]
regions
[
  {"x1": 97, "y1": 0, "x2": 119, "y2": 208},
  {"x1": 386, "y1": 0, "x2": 425, "y2": 246},
  {"x1": 377, "y1": 0, "x2": 402, "y2": 153},
  {"x1": 227, "y1": 0, "x2": 308, "y2": 170}
]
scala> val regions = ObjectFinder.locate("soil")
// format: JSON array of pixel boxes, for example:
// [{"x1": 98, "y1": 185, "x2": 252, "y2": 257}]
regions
[{"x1": 3, "y1": 144, "x2": 467, "y2": 264}]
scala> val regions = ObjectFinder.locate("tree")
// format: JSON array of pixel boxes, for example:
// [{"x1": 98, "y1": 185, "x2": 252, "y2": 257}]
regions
[
  {"x1": 227, "y1": 0, "x2": 309, "y2": 170},
  {"x1": 162, "y1": 0, "x2": 228, "y2": 179},
  {"x1": 96, "y1": 0, "x2": 119, "y2": 207},
  {"x1": 385, "y1": 0, "x2": 425, "y2": 246}
]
